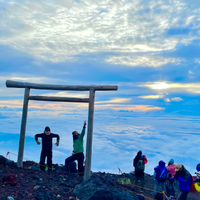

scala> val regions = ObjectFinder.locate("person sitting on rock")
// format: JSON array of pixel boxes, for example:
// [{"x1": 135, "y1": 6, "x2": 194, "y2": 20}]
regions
[
  {"x1": 65, "y1": 121, "x2": 86, "y2": 175},
  {"x1": 133, "y1": 150, "x2": 147, "y2": 192},
  {"x1": 35, "y1": 126, "x2": 60, "y2": 171},
  {"x1": 153, "y1": 160, "x2": 168, "y2": 197}
]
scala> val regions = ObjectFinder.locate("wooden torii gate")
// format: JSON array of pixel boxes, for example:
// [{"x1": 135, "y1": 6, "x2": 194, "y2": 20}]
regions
[{"x1": 6, "y1": 80, "x2": 118, "y2": 179}]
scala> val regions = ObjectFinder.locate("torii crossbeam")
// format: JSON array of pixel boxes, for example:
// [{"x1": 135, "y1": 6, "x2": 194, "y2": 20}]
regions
[{"x1": 6, "y1": 80, "x2": 118, "y2": 179}]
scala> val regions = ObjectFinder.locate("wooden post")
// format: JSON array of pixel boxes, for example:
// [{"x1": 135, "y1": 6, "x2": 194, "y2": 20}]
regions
[
  {"x1": 28, "y1": 96, "x2": 89, "y2": 103},
  {"x1": 6, "y1": 80, "x2": 118, "y2": 91},
  {"x1": 84, "y1": 89, "x2": 95, "y2": 180},
  {"x1": 17, "y1": 88, "x2": 30, "y2": 168}
]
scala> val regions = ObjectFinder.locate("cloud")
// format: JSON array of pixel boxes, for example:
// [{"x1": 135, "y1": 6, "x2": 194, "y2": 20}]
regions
[
  {"x1": 139, "y1": 95, "x2": 183, "y2": 102},
  {"x1": 96, "y1": 98, "x2": 131, "y2": 104},
  {"x1": 95, "y1": 104, "x2": 164, "y2": 112},
  {"x1": 1, "y1": 109, "x2": 200, "y2": 174},
  {"x1": 105, "y1": 55, "x2": 185, "y2": 67},
  {"x1": 0, "y1": 99, "x2": 89, "y2": 110},
  {"x1": 0, "y1": 0, "x2": 199, "y2": 62},
  {"x1": 0, "y1": 99, "x2": 164, "y2": 112},
  {"x1": 42, "y1": 91, "x2": 88, "y2": 98},
  {"x1": 138, "y1": 95, "x2": 164, "y2": 99},
  {"x1": 171, "y1": 97, "x2": 183, "y2": 102},
  {"x1": 53, "y1": 150, "x2": 67, "y2": 157},
  {"x1": 195, "y1": 59, "x2": 200, "y2": 64},
  {"x1": 139, "y1": 81, "x2": 200, "y2": 94}
]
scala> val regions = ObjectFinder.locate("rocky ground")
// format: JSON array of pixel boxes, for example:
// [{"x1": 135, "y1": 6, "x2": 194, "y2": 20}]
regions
[{"x1": 0, "y1": 158, "x2": 199, "y2": 200}]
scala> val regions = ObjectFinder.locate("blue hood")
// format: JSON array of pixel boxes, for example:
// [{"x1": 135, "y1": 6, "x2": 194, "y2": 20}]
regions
[{"x1": 159, "y1": 160, "x2": 166, "y2": 168}]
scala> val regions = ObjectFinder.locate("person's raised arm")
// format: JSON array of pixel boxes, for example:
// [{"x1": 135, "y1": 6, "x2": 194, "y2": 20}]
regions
[{"x1": 80, "y1": 120, "x2": 86, "y2": 138}]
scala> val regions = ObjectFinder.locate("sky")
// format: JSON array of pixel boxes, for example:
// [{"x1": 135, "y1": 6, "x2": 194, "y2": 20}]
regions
[{"x1": 0, "y1": 0, "x2": 200, "y2": 176}]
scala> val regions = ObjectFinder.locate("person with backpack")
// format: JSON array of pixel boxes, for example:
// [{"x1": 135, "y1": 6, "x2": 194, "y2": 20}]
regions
[
  {"x1": 133, "y1": 150, "x2": 147, "y2": 192},
  {"x1": 173, "y1": 164, "x2": 192, "y2": 200},
  {"x1": 166, "y1": 159, "x2": 176, "y2": 199},
  {"x1": 35, "y1": 126, "x2": 60, "y2": 171},
  {"x1": 65, "y1": 121, "x2": 86, "y2": 175},
  {"x1": 153, "y1": 160, "x2": 168, "y2": 197}
]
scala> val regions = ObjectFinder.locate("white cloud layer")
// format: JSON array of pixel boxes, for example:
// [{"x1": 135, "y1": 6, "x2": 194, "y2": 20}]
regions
[
  {"x1": 1, "y1": 110, "x2": 200, "y2": 175},
  {"x1": 0, "y1": 0, "x2": 200, "y2": 62},
  {"x1": 105, "y1": 55, "x2": 184, "y2": 67}
]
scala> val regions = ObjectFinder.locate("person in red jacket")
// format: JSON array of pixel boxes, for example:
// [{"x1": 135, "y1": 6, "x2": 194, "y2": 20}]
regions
[{"x1": 133, "y1": 150, "x2": 148, "y2": 193}]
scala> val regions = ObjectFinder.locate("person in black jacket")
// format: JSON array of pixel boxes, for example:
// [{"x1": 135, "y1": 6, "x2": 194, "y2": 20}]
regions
[
  {"x1": 133, "y1": 150, "x2": 147, "y2": 192},
  {"x1": 35, "y1": 126, "x2": 60, "y2": 171},
  {"x1": 174, "y1": 164, "x2": 192, "y2": 200}
]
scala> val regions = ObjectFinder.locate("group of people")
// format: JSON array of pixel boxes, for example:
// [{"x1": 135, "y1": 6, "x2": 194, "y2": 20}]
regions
[
  {"x1": 34, "y1": 124, "x2": 200, "y2": 200},
  {"x1": 34, "y1": 121, "x2": 86, "y2": 175},
  {"x1": 133, "y1": 150, "x2": 200, "y2": 200}
]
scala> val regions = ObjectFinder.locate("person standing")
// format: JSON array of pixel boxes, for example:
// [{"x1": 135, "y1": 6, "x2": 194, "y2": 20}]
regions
[
  {"x1": 65, "y1": 121, "x2": 86, "y2": 175},
  {"x1": 133, "y1": 150, "x2": 147, "y2": 192},
  {"x1": 153, "y1": 160, "x2": 168, "y2": 197},
  {"x1": 35, "y1": 126, "x2": 60, "y2": 171},
  {"x1": 174, "y1": 164, "x2": 192, "y2": 200},
  {"x1": 166, "y1": 159, "x2": 176, "y2": 199}
]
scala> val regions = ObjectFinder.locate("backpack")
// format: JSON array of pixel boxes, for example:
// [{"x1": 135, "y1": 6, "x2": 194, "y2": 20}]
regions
[
  {"x1": 136, "y1": 159, "x2": 145, "y2": 171},
  {"x1": 190, "y1": 176, "x2": 196, "y2": 193},
  {"x1": 157, "y1": 168, "x2": 168, "y2": 182}
]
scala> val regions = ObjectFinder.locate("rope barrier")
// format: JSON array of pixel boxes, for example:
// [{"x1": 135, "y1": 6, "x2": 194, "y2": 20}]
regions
[
  {"x1": 122, "y1": 186, "x2": 155, "y2": 200},
  {"x1": 118, "y1": 167, "x2": 171, "y2": 200}
]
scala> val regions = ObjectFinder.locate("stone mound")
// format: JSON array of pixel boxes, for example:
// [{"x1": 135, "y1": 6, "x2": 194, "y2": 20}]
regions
[{"x1": 74, "y1": 173, "x2": 139, "y2": 200}]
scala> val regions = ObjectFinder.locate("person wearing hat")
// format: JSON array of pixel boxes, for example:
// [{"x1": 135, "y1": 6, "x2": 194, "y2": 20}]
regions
[
  {"x1": 133, "y1": 150, "x2": 147, "y2": 192},
  {"x1": 35, "y1": 126, "x2": 60, "y2": 171},
  {"x1": 166, "y1": 159, "x2": 176, "y2": 199},
  {"x1": 174, "y1": 164, "x2": 192, "y2": 200},
  {"x1": 65, "y1": 121, "x2": 86, "y2": 175}
]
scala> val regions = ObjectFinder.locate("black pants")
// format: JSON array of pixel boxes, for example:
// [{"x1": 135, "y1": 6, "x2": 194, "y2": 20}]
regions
[
  {"x1": 40, "y1": 149, "x2": 52, "y2": 171},
  {"x1": 65, "y1": 152, "x2": 84, "y2": 173},
  {"x1": 177, "y1": 191, "x2": 189, "y2": 200}
]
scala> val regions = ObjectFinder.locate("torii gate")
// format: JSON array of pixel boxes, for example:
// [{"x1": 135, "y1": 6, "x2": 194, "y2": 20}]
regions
[{"x1": 6, "y1": 80, "x2": 118, "y2": 179}]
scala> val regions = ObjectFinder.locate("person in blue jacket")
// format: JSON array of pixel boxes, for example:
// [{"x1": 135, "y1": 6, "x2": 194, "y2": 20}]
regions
[
  {"x1": 173, "y1": 164, "x2": 192, "y2": 200},
  {"x1": 153, "y1": 160, "x2": 168, "y2": 197}
]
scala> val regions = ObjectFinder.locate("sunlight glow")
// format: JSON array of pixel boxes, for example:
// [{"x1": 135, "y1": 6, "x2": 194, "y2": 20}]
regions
[{"x1": 150, "y1": 82, "x2": 171, "y2": 90}]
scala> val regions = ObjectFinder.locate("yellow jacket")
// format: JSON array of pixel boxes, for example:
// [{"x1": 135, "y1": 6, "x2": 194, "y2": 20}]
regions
[{"x1": 195, "y1": 181, "x2": 200, "y2": 193}]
